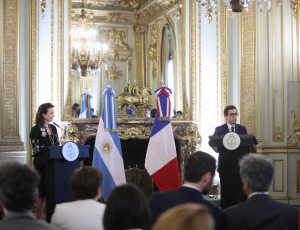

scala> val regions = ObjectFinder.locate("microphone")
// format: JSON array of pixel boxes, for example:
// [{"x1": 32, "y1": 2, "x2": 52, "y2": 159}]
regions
[{"x1": 53, "y1": 122, "x2": 66, "y2": 133}]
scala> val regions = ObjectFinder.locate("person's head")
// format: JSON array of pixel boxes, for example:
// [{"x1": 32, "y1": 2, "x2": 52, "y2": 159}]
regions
[
  {"x1": 0, "y1": 162, "x2": 40, "y2": 212},
  {"x1": 150, "y1": 108, "x2": 157, "y2": 118},
  {"x1": 184, "y1": 151, "x2": 216, "y2": 194},
  {"x1": 239, "y1": 155, "x2": 274, "y2": 195},
  {"x1": 152, "y1": 203, "x2": 214, "y2": 230},
  {"x1": 176, "y1": 110, "x2": 183, "y2": 118},
  {"x1": 91, "y1": 108, "x2": 94, "y2": 114},
  {"x1": 35, "y1": 103, "x2": 55, "y2": 125},
  {"x1": 103, "y1": 184, "x2": 152, "y2": 230},
  {"x1": 70, "y1": 166, "x2": 103, "y2": 200},
  {"x1": 224, "y1": 105, "x2": 238, "y2": 126},
  {"x1": 72, "y1": 103, "x2": 80, "y2": 111}
]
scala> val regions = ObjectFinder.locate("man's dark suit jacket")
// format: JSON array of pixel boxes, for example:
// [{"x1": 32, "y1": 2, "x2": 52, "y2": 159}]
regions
[
  {"x1": 148, "y1": 186, "x2": 224, "y2": 230},
  {"x1": 224, "y1": 194, "x2": 299, "y2": 230},
  {"x1": 213, "y1": 123, "x2": 248, "y2": 209}
]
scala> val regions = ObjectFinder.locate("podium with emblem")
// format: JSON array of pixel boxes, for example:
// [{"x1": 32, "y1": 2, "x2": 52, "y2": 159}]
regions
[
  {"x1": 209, "y1": 134, "x2": 258, "y2": 209},
  {"x1": 33, "y1": 144, "x2": 89, "y2": 222}
]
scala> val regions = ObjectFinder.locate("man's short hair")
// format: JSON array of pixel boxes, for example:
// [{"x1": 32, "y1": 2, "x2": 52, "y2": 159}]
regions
[
  {"x1": 224, "y1": 105, "x2": 237, "y2": 116},
  {"x1": 176, "y1": 111, "x2": 182, "y2": 115},
  {"x1": 0, "y1": 162, "x2": 40, "y2": 212},
  {"x1": 184, "y1": 151, "x2": 216, "y2": 183},
  {"x1": 239, "y1": 155, "x2": 274, "y2": 192},
  {"x1": 71, "y1": 166, "x2": 103, "y2": 200}
]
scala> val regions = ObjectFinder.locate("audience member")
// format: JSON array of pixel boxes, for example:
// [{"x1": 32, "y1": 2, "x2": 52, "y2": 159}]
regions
[
  {"x1": 224, "y1": 155, "x2": 299, "y2": 230},
  {"x1": 51, "y1": 166, "x2": 105, "y2": 230},
  {"x1": 0, "y1": 162, "x2": 59, "y2": 230},
  {"x1": 72, "y1": 103, "x2": 80, "y2": 118},
  {"x1": 103, "y1": 184, "x2": 152, "y2": 230},
  {"x1": 149, "y1": 151, "x2": 223, "y2": 230},
  {"x1": 150, "y1": 109, "x2": 157, "y2": 118},
  {"x1": 152, "y1": 203, "x2": 214, "y2": 230},
  {"x1": 176, "y1": 110, "x2": 183, "y2": 118},
  {"x1": 91, "y1": 108, "x2": 97, "y2": 118}
]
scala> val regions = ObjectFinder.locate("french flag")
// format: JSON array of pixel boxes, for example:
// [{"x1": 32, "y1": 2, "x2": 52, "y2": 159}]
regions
[
  {"x1": 92, "y1": 87, "x2": 126, "y2": 201},
  {"x1": 145, "y1": 87, "x2": 181, "y2": 191}
]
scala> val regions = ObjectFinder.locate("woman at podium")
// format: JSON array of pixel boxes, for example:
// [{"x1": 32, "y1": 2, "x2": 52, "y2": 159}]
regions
[{"x1": 30, "y1": 103, "x2": 60, "y2": 219}]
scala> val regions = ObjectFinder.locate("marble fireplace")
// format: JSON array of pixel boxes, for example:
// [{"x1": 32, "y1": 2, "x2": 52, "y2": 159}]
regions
[{"x1": 61, "y1": 119, "x2": 201, "y2": 197}]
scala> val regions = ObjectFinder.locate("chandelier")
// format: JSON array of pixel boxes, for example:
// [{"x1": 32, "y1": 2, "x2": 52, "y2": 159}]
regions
[
  {"x1": 71, "y1": 1, "x2": 109, "y2": 77},
  {"x1": 196, "y1": 0, "x2": 282, "y2": 23}
]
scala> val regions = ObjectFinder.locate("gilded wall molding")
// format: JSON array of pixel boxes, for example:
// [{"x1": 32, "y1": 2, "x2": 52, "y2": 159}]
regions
[
  {"x1": 292, "y1": 0, "x2": 297, "y2": 18},
  {"x1": 220, "y1": 1, "x2": 227, "y2": 122},
  {"x1": 66, "y1": 0, "x2": 72, "y2": 120},
  {"x1": 2, "y1": 0, "x2": 19, "y2": 139},
  {"x1": 198, "y1": 1, "x2": 201, "y2": 128},
  {"x1": 272, "y1": 159, "x2": 284, "y2": 192},
  {"x1": 240, "y1": 4, "x2": 257, "y2": 135},
  {"x1": 272, "y1": 2, "x2": 284, "y2": 142},
  {"x1": 189, "y1": 1, "x2": 196, "y2": 121},
  {"x1": 289, "y1": 110, "x2": 300, "y2": 147},
  {"x1": 31, "y1": 0, "x2": 37, "y2": 126},
  {"x1": 51, "y1": 0, "x2": 54, "y2": 103},
  {"x1": 58, "y1": 0, "x2": 64, "y2": 121},
  {"x1": 182, "y1": 0, "x2": 188, "y2": 119}
]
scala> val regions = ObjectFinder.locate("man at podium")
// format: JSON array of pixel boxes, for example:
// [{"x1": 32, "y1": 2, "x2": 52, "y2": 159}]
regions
[{"x1": 213, "y1": 105, "x2": 248, "y2": 209}]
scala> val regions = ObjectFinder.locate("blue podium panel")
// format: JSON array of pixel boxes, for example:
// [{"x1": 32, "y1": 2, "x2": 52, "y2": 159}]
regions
[{"x1": 34, "y1": 145, "x2": 90, "y2": 222}]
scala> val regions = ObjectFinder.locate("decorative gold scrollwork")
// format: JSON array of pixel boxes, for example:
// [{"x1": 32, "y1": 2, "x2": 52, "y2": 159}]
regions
[
  {"x1": 60, "y1": 124, "x2": 80, "y2": 144},
  {"x1": 185, "y1": 123, "x2": 201, "y2": 154},
  {"x1": 292, "y1": 0, "x2": 298, "y2": 18},
  {"x1": 273, "y1": 126, "x2": 283, "y2": 142},
  {"x1": 288, "y1": 110, "x2": 300, "y2": 147},
  {"x1": 118, "y1": 124, "x2": 151, "y2": 140}
]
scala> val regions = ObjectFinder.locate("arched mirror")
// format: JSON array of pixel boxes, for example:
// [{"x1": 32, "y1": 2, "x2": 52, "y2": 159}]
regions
[{"x1": 158, "y1": 22, "x2": 177, "y2": 118}]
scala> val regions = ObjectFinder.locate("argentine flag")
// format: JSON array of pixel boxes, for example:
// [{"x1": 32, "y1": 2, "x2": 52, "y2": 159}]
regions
[
  {"x1": 145, "y1": 87, "x2": 181, "y2": 191},
  {"x1": 92, "y1": 87, "x2": 126, "y2": 201},
  {"x1": 79, "y1": 93, "x2": 93, "y2": 118},
  {"x1": 79, "y1": 93, "x2": 87, "y2": 118}
]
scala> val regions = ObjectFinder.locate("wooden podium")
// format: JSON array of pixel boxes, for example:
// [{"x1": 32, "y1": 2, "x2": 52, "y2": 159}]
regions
[
  {"x1": 209, "y1": 135, "x2": 258, "y2": 209},
  {"x1": 33, "y1": 145, "x2": 89, "y2": 222}
]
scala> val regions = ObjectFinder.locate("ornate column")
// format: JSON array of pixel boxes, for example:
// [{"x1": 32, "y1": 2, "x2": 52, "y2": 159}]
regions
[
  {"x1": 133, "y1": 24, "x2": 147, "y2": 88},
  {"x1": 2, "y1": 0, "x2": 20, "y2": 140},
  {"x1": 239, "y1": 4, "x2": 257, "y2": 135}
]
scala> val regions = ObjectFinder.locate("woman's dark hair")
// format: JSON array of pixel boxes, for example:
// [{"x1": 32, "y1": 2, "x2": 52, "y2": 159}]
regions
[
  {"x1": 35, "y1": 103, "x2": 55, "y2": 125},
  {"x1": 103, "y1": 184, "x2": 152, "y2": 230}
]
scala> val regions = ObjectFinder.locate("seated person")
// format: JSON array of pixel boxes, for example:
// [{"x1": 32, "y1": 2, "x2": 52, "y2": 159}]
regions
[
  {"x1": 51, "y1": 166, "x2": 105, "y2": 230},
  {"x1": 176, "y1": 110, "x2": 183, "y2": 118},
  {"x1": 91, "y1": 108, "x2": 97, "y2": 118},
  {"x1": 224, "y1": 155, "x2": 299, "y2": 230},
  {"x1": 152, "y1": 203, "x2": 214, "y2": 230},
  {"x1": 0, "y1": 162, "x2": 59, "y2": 230},
  {"x1": 150, "y1": 108, "x2": 157, "y2": 118},
  {"x1": 103, "y1": 184, "x2": 152, "y2": 230},
  {"x1": 149, "y1": 151, "x2": 223, "y2": 230},
  {"x1": 72, "y1": 103, "x2": 80, "y2": 118}
]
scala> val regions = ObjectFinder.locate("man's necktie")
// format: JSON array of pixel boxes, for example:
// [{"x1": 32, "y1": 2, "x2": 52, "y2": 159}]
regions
[{"x1": 231, "y1": 126, "x2": 234, "y2": 132}]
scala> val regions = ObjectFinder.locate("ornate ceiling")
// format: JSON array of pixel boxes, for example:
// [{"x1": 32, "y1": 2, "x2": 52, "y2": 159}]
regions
[{"x1": 72, "y1": 0, "x2": 152, "y2": 11}]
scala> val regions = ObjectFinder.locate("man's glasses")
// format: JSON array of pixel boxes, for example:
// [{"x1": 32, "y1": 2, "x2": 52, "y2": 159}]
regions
[{"x1": 228, "y1": 112, "x2": 239, "y2": 117}]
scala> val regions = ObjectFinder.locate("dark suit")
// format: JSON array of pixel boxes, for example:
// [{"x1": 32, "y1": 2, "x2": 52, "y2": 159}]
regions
[
  {"x1": 149, "y1": 186, "x2": 224, "y2": 230},
  {"x1": 213, "y1": 123, "x2": 248, "y2": 209},
  {"x1": 0, "y1": 212, "x2": 59, "y2": 230},
  {"x1": 224, "y1": 194, "x2": 299, "y2": 230}
]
